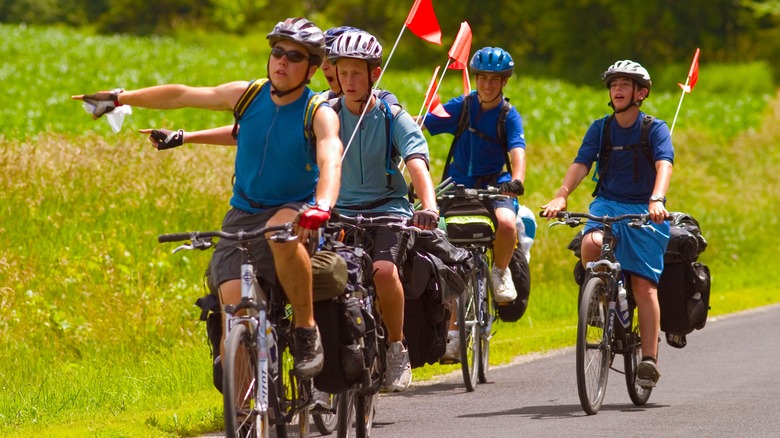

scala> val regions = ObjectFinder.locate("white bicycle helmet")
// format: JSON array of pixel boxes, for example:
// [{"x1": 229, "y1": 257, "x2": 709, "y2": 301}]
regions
[
  {"x1": 601, "y1": 60, "x2": 652, "y2": 90},
  {"x1": 267, "y1": 17, "x2": 326, "y2": 65},
  {"x1": 327, "y1": 30, "x2": 383, "y2": 66}
]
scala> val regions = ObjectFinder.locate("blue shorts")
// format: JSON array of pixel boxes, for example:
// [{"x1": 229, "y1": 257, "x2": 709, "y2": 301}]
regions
[{"x1": 583, "y1": 197, "x2": 670, "y2": 285}]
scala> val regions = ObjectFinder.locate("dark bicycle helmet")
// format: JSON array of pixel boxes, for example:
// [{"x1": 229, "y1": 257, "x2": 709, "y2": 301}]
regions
[
  {"x1": 601, "y1": 60, "x2": 652, "y2": 90},
  {"x1": 327, "y1": 30, "x2": 383, "y2": 66},
  {"x1": 267, "y1": 17, "x2": 326, "y2": 65},
  {"x1": 324, "y1": 26, "x2": 362, "y2": 53},
  {"x1": 470, "y1": 47, "x2": 514, "y2": 77}
]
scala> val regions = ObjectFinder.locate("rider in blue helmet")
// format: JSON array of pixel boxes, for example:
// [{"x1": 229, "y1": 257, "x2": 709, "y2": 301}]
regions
[{"x1": 419, "y1": 46, "x2": 528, "y2": 361}]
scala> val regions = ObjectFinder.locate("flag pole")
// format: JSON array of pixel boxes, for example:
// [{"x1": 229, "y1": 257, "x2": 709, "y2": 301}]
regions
[
  {"x1": 419, "y1": 59, "x2": 453, "y2": 127},
  {"x1": 669, "y1": 79, "x2": 689, "y2": 137},
  {"x1": 417, "y1": 65, "x2": 441, "y2": 120}
]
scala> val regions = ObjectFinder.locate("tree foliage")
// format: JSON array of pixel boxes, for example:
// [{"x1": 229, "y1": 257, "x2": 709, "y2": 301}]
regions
[{"x1": 1, "y1": 0, "x2": 778, "y2": 82}]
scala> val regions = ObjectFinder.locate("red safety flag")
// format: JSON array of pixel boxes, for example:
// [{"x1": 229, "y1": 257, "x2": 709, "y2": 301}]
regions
[
  {"x1": 405, "y1": 0, "x2": 442, "y2": 45},
  {"x1": 422, "y1": 66, "x2": 450, "y2": 118},
  {"x1": 447, "y1": 21, "x2": 472, "y2": 70},
  {"x1": 678, "y1": 48, "x2": 700, "y2": 93},
  {"x1": 461, "y1": 68, "x2": 471, "y2": 95}
]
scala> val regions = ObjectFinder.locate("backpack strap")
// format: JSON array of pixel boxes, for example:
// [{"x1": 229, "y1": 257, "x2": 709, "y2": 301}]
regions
[
  {"x1": 231, "y1": 79, "x2": 269, "y2": 140},
  {"x1": 442, "y1": 95, "x2": 514, "y2": 181},
  {"x1": 591, "y1": 114, "x2": 656, "y2": 197},
  {"x1": 304, "y1": 93, "x2": 328, "y2": 147}
]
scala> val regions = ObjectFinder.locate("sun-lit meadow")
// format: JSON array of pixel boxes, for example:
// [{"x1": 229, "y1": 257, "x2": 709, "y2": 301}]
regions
[{"x1": 2, "y1": 24, "x2": 779, "y2": 436}]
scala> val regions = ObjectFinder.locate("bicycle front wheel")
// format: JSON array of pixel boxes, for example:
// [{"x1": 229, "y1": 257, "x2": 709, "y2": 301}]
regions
[
  {"x1": 624, "y1": 321, "x2": 653, "y2": 405},
  {"x1": 576, "y1": 277, "x2": 610, "y2": 415},
  {"x1": 458, "y1": 272, "x2": 480, "y2": 391},
  {"x1": 312, "y1": 392, "x2": 338, "y2": 435},
  {"x1": 223, "y1": 323, "x2": 267, "y2": 438},
  {"x1": 477, "y1": 262, "x2": 492, "y2": 384}
]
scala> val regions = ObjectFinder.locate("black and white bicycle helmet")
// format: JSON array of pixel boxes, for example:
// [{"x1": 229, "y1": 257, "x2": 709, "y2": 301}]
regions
[
  {"x1": 601, "y1": 60, "x2": 652, "y2": 90},
  {"x1": 324, "y1": 26, "x2": 362, "y2": 54},
  {"x1": 327, "y1": 30, "x2": 383, "y2": 66},
  {"x1": 267, "y1": 17, "x2": 326, "y2": 65}
]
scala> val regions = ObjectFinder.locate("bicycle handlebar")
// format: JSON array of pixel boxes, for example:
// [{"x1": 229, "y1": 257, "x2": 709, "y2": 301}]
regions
[
  {"x1": 328, "y1": 211, "x2": 423, "y2": 233},
  {"x1": 437, "y1": 184, "x2": 510, "y2": 202},
  {"x1": 158, "y1": 223, "x2": 296, "y2": 245},
  {"x1": 540, "y1": 210, "x2": 671, "y2": 228}
]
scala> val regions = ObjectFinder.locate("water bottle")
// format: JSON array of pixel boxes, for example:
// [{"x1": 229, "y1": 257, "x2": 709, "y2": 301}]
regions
[
  {"x1": 515, "y1": 204, "x2": 537, "y2": 262},
  {"x1": 617, "y1": 283, "x2": 631, "y2": 328}
]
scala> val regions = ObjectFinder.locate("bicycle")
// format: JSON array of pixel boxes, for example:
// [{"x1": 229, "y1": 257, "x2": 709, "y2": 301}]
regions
[
  {"x1": 323, "y1": 212, "x2": 420, "y2": 438},
  {"x1": 158, "y1": 223, "x2": 314, "y2": 437},
  {"x1": 547, "y1": 211, "x2": 660, "y2": 415},
  {"x1": 437, "y1": 184, "x2": 509, "y2": 391}
]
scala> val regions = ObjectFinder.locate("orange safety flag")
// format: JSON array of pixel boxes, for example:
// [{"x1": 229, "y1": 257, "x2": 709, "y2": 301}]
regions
[
  {"x1": 405, "y1": 0, "x2": 442, "y2": 45},
  {"x1": 447, "y1": 21, "x2": 472, "y2": 70},
  {"x1": 422, "y1": 66, "x2": 450, "y2": 118},
  {"x1": 678, "y1": 48, "x2": 700, "y2": 93}
]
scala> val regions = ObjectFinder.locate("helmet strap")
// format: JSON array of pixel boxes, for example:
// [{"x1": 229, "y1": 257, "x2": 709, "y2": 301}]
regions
[
  {"x1": 267, "y1": 58, "x2": 312, "y2": 98},
  {"x1": 608, "y1": 82, "x2": 644, "y2": 114}
]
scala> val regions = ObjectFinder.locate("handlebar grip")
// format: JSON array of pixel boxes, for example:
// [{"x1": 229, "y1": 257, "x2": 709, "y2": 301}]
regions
[{"x1": 158, "y1": 233, "x2": 192, "y2": 243}]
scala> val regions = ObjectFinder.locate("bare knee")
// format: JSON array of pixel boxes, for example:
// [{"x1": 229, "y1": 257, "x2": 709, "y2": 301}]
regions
[{"x1": 581, "y1": 231, "x2": 603, "y2": 264}]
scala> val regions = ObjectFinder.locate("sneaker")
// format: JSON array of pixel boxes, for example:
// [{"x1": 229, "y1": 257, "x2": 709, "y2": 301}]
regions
[
  {"x1": 310, "y1": 387, "x2": 333, "y2": 413},
  {"x1": 636, "y1": 358, "x2": 661, "y2": 388},
  {"x1": 293, "y1": 326, "x2": 324, "y2": 379},
  {"x1": 385, "y1": 341, "x2": 412, "y2": 392},
  {"x1": 491, "y1": 266, "x2": 517, "y2": 303},
  {"x1": 440, "y1": 332, "x2": 460, "y2": 363}
]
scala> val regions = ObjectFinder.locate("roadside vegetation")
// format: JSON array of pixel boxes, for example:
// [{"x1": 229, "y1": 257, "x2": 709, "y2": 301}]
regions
[{"x1": 1, "y1": 24, "x2": 778, "y2": 437}]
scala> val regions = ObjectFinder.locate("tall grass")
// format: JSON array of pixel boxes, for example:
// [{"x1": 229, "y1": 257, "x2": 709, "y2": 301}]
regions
[{"x1": 2, "y1": 23, "x2": 779, "y2": 436}]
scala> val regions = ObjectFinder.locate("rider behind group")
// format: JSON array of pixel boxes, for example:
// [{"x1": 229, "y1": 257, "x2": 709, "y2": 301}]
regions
[
  {"x1": 419, "y1": 47, "x2": 527, "y2": 361},
  {"x1": 541, "y1": 60, "x2": 674, "y2": 388},
  {"x1": 74, "y1": 17, "x2": 345, "y2": 382},
  {"x1": 327, "y1": 29, "x2": 439, "y2": 392}
]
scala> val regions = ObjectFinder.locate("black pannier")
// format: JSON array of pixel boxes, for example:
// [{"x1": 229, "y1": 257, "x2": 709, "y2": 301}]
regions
[
  {"x1": 496, "y1": 247, "x2": 532, "y2": 322},
  {"x1": 440, "y1": 198, "x2": 496, "y2": 244}
]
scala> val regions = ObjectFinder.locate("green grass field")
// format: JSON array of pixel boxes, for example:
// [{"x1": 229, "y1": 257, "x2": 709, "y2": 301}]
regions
[{"x1": 2, "y1": 24, "x2": 779, "y2": 437}]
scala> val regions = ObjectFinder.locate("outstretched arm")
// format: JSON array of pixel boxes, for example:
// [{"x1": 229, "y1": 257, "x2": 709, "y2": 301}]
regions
[
  {"x1": 72, "y1": 81, "x2": 248, "y2": 118},
  {"x1": 138, "y1": 125, "x2": 237, "y2": 150}
]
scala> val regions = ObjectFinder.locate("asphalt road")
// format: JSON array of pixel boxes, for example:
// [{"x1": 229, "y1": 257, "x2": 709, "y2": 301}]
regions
[{"x1": 206, "y1": 303, "x2": 780, "y2": 437}]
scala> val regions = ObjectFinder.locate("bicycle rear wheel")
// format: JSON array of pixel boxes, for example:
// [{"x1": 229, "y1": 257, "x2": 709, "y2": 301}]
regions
[
  {"x1": 458, "y1": 272, "x2": 480, "y2": 391},
  {"x1": 477, "y1": 262, "x2": 492, "y2": 384},
  {"x1": 624, "y1": 319, "x2": 653, "y2": 405},
  {"x1": 576, "y1": 277, "x2": 610, "y2": 415},
  {"x1": 223, "y1": 324, "x2": 267, "y2": 438}
]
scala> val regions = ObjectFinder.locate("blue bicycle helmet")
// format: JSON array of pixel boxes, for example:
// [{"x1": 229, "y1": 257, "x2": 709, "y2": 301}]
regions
[{"x1": 470, "y1": 47, "x2": 514, "y2": 77}]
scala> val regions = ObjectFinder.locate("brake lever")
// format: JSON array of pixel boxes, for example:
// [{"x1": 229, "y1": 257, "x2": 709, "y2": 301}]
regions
[{"x1": 172, "y1": 244, "x2": 194, "y2": 254}]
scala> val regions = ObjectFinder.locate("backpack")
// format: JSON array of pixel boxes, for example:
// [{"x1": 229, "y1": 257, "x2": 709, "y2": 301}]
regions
[
  {"x1": 592, "y1": 114, "x2": 655, "y2": 197},
  {"x1": 497, "y1": 247, "x2": 532, "y2": 323},
  {"x1": 231, "y1": 78, "x2": 328, "y2": 147},
  {"x1": 442, "y1": 94, "x2": 514, "y2": 182},
  {"x1": 330, "y1": 96, "x2": 402, "y2": 189}
]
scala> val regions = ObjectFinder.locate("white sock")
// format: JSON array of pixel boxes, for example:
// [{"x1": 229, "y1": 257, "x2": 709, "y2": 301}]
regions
[{"x1": 448, "y1": 330, "x2": 458, "y2": 337}]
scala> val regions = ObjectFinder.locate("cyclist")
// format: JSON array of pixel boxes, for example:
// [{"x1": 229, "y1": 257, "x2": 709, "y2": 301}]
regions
[
  {"x1": 328, "y1": 29, "x2": 439, "y2": 392},
  {"x1": 541, "y1": 60, "x2": 673, "y2": 388},
  {"x1": 418, "y1": 47, "x2": 527, "y2": 361},
  {"x1": 73, "y1": 17, "x2": 343, "y2": 381},
  {"x1": 322, "y1": 25, "x2": 399, "y2": 106}
]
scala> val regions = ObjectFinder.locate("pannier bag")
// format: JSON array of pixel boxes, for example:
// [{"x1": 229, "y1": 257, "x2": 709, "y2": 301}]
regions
[
  {"x1": 440, "y1": 198, "x2": 495, "y2": 244},
  {"x1": 496, "y1": 247, "x2": 532, "y2": 322},
  {"x1": 312, "y1": 244, "x2": 372, "y2": 393},
  {"x1": 401, "y1": 231, "x2": 467, "y2": 368},
  {"x1": 658, "y1": 261, "x2": 711, "y2": 346}
]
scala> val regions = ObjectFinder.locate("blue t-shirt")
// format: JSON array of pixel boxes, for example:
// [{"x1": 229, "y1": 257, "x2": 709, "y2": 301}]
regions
[
  {"x1": 575, "y1": 112, "x2": 674, "y2": 204},
  {"x1": 231, "y1": 82, "x2": 320, "y2": 213},
  {"x1": 425, "y1": 91, "x2": 526, "y2": 187},
  {"x1": 335, "y1": 97, "x2": 429, "y2": 217}
]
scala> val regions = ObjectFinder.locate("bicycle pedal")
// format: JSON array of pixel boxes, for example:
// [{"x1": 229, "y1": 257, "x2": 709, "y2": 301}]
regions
[
  {"x1": 439, "y1": 358, "x2": 460, "y2": 365},
  {"x1": 636, "y1": 377, "x2": 656, "y2": 389}
]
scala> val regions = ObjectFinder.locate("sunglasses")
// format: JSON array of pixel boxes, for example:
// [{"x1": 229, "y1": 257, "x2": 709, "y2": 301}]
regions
[{"x1": 271, "y1": 47, "x2": 309, "y2": 63}]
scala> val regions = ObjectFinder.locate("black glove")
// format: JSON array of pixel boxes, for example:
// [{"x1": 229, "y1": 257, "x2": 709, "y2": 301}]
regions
[
  {"x1": 412, "y1": 208, "x2": 439, "y2": 230},
  {"x1": 82, "y1": 89, "x2": 123, "y2": 117},
  {"x1": 149, "y1": 129, "x2": 185, "y2": 150},
  {"x1": 499, "y1": 179, "x2": 525, "y2": 196}
]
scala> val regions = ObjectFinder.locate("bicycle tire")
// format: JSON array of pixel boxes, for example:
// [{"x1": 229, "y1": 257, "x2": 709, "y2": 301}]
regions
[
  {"x1": 458, "y1": 272, "x2": 480, "y2": 391},
  {"x1": 223, "y1": 323, "x2": 267, "y2": 438},
  {"x1": 624, "y1": 320, "x2": 653, "y2": 405},
  {"x1": 312, "y1": 392, "x2": 338, "y2": 435},
  {"x1": 576, "y1": 277, "x2": 610, "y2": 415},
  {"x1": 336, "y1": 391, "x2": 355, "y2": 438},
  {"x1": 477, "y1": 261, "x2": 492, "y2": 384}
]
